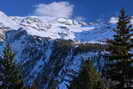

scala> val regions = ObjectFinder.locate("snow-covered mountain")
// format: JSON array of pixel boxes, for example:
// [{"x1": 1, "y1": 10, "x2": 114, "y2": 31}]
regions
[
  {"x1": 0, "y1": 11, "x2": 132, "y2": 89},
  {"x1": 0, "y1": 11, "x2": 117, "y2": 43}
]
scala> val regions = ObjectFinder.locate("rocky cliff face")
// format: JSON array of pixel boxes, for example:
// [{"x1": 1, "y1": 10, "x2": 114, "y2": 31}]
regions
[{"x1": 4, "y1": 29, "x2": 106, "y2": 89}]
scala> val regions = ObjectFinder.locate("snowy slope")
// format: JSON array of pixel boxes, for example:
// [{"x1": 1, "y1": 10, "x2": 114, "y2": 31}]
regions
[
  {"x1": 0, "y1": 11, "x2": 116, "y2": 43},
  {"x1": 1, "y1": 11, "x2": 133, "y2": 43}
]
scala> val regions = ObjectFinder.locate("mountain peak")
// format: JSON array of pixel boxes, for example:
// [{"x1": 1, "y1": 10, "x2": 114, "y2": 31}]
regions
[{"x1": 0, "y1": 11, "x2": 7, "y2": 17}]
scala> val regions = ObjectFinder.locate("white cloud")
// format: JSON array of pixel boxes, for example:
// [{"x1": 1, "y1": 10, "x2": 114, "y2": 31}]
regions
[
  {"x1": 109, "y1": 17, "x2": 118, "y2": 24},
  {"x1": 34, "y1": 1, "x2": 74, "y2": 18}
]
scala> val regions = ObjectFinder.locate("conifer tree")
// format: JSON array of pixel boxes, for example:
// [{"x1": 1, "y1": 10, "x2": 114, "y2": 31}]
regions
[
  {"x1": 0, "y1": 44, "x2": 26, "y2": 89},
  {"x1": 68, "y1": 60, "x2": 105, "y2": 89},
  {"x1": 103, "y1": 9, "x2": 133, "y2": 89}
]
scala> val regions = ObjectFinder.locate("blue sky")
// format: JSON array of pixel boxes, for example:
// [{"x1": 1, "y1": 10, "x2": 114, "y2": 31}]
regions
[{"x1": 0, "y1": 0, "x2": 132, "y2": 21}]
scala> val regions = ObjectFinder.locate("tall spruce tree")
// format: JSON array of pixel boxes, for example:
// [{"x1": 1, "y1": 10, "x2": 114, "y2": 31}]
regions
[
  {"x1": 68, "y1": 60, "x2": 105, "y2": 89},
  {"x1": 0, "y1": 44, "x2": 26, "y2": 89},
  {"x1": 103, "y1": 9, "x2": 133, "y2": 89}
]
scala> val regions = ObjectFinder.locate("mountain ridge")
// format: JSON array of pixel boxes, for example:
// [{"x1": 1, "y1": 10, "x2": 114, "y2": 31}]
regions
[{"x1": 0, "y1": 10, "x2": 117, "y2": 43}]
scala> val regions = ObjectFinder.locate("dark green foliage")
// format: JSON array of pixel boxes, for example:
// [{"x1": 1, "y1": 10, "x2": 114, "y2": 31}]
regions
[
  {"x1": 68, "y1": 60, "x2": 105, "y2": 89},
  {"x1": 0, "y1": 44, "x2": 30, "y2": 89},
  {"x1": 74, "y1": 43, "x2": 107, "y2": 55},
  {"x1": 56, "y1": 39, "x2": 73, "y2": 48},
  {"x1": 106, "y1": 9, "x2": 133, "y2": 57},
  {"x1": 103, "y1": 9, "x2": 133, "y2": 89}
]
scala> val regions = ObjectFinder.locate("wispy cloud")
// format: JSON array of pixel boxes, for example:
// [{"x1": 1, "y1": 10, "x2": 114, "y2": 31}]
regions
[{"x1": 33, "y1": 1, "x2": 74, "y2": 18}]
